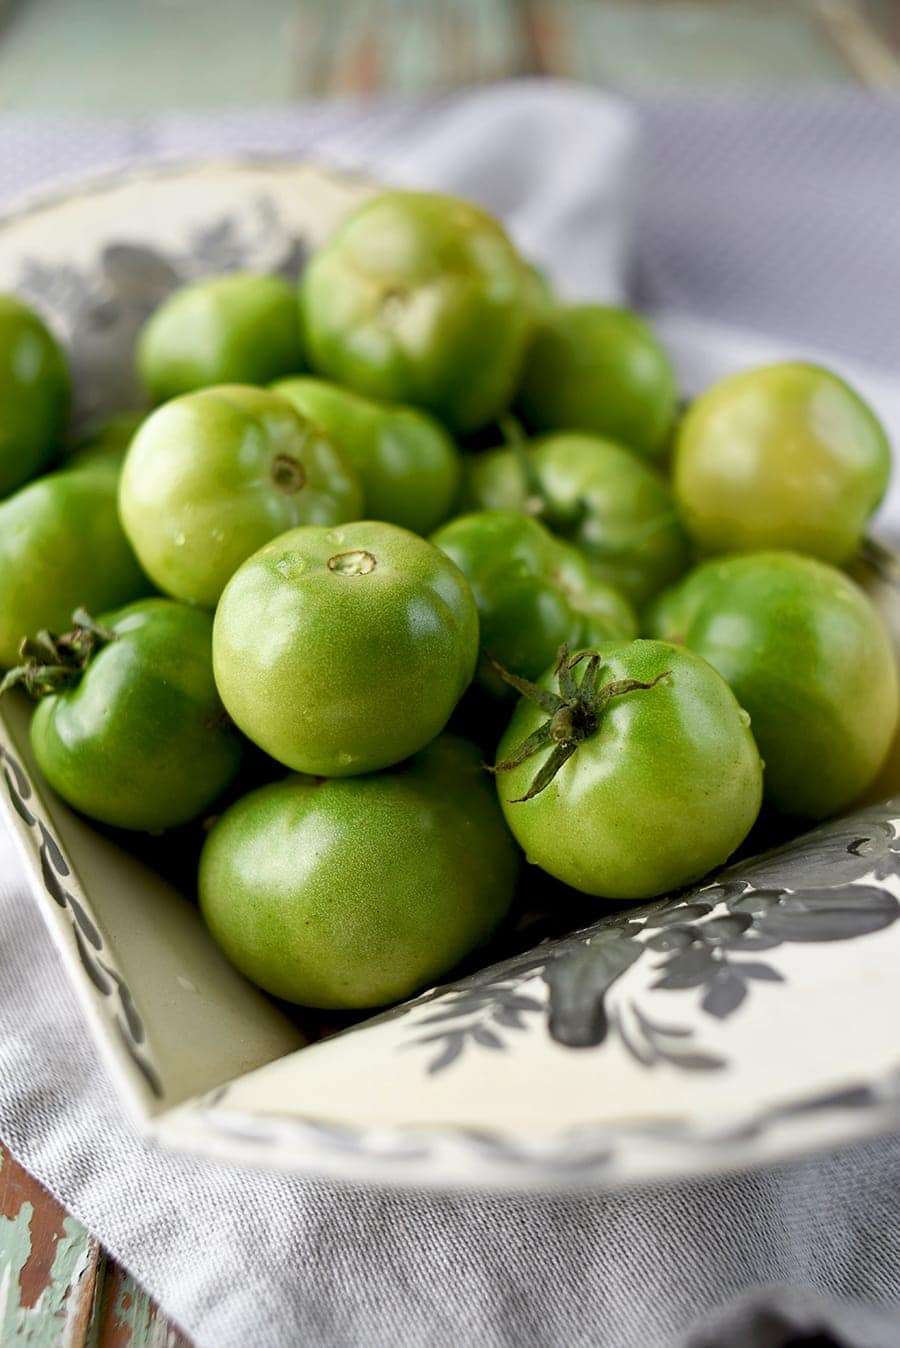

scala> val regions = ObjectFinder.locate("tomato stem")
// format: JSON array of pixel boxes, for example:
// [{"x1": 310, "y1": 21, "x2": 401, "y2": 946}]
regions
[
  {"x1": 0, "y1": 609, "x2": 117, "y2": 699},
  {"x1": 488, "y1": 643, "x2": 670, "y2": 801}
]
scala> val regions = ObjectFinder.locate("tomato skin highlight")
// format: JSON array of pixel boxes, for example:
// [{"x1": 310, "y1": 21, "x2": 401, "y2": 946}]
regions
[
  {"x1": 137, "y1": 272, "x2": 305, "y2": 403},
  {"x1": 0, "y1": 294, "x2": 70, "y2": 499},
  {"x1": 494, "y1": 639, "x2": 763, "y2": 900},
  {"x1": 0, "y1": 465, "x2": 151, "y2": 670},
  {"x1": 516, "y1": 305, "x2": 678, "y2": 462},
  {"x1": 431, "y1": 508, "x2": 636, "y2": 695},
  {"x1": 199, "y1": 735, "x2": 519, "y2": 1009},
  {"x1": 299, "y1": 191, "x2": 532, "y2": 434},
  {"x1": 647, "y1": 552, "x2": 899, "y2": 820},
  {"x1": 273, "y1": 375, "x2": 460, "y2": 536},
  {"x1": 462, "y1": 431, "x2": 690, "y2": 608},
  {"x1": 212, "y1": 520, "x2": 479, "y2": 776},
  {"x1": 673, "y1": 362, "x2": 891, "y2": 565},
  {"x1": 28, "y1": 598, "x2": 243, "y2": 832},
  {"x1": 119, "y1": 384, "x2": 363, "y2": 608}
]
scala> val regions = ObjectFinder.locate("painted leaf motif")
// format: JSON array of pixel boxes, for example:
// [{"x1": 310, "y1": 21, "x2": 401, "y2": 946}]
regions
[
  {"x1": 701, "y1": 969, "x2": 747, "y2": 1019},
  {"x1": 544, "y1": 938, "x2": 644, "y2": 1048},
  {"x1": 651, "y1": 945, "x2": 717, "y2": 990},
  {"x1": 757, "y1": 887, "x2": 899, "y2": 942},
  {"x1": 725, "y1": 812, "x2": 898, "y2": 890}
]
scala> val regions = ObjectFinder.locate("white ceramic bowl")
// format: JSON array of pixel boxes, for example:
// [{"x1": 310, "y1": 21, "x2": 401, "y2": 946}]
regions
[{"x1": 2, "y1": 159, "x2": 899, "y2": 1189}]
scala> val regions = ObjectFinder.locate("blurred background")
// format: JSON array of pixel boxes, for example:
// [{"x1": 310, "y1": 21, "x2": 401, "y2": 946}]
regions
[{"x1": 0, "y1": 0, "x2": 898, "y2": 111}]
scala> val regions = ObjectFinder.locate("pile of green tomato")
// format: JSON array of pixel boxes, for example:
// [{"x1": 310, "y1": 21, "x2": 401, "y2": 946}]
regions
[{"x1": 1, "y1": 189, "x2": 897, "y2": 1012}]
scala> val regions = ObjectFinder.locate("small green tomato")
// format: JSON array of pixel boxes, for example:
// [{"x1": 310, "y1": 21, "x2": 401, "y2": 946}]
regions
[
  {"x1": 137, "y1": 272, "x2": 304, "y2": 403},
  {"x1": 492, "y1": 640, "x2": 763, "y2": 899},
  {"x1": 118, "y1": 385, "x2": 363, "y2": 607},
  {"x1": 199, "y1": 735, "x2": 519, "y2": 1009},
  {"x1": 673, "y1": 363, "x2": 891, "y2": 564},
  {"x1": 213, "y1": 520, "x2": 479, "y2": 776},
  {"x1": 0, "y1": 295, "x2": 70, "y2": 497}
]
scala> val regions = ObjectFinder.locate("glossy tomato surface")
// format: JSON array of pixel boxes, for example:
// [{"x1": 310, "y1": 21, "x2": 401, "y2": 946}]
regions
[
  {"x1": 137, "y1": 272, "x2": 304, "y2": 403},
  {"x1": 463, "y1": 432, "x2": 690, "y2": 607},
  {"x1": 273, "y1": 375, "x2": 460, "y2": 535},
  {"x1": 213, "y1": 520, "x2": 479, "y2": 775},
  {"x1": 431, "y1": 509, "x2": 636, "y2": 694},
  {"x1": 119, "y1": 385, "x2": 362, "y2": 607},
  {"x1": 300, "y1": 191, "x2": 531, "y2": 433},
  {"x1": 673, "y1": 363, "x2": 891, "y2": 564},
  {"x1": 0, "y1": 465, "x2": 150, "y2": 669},
  {"x1": 647, "y1": 552, "x2": 898, "y2": 818},
  {"x1": 516, "y1": 305, "x2": 677, "y2": 461},
  {"x1": 494, "y1": 639, "x2": 762, "y2": 899},
  {"x1": 199, "y1": 735, "x2": 518, "y2": 1008},
  {"x1": 27, "y1": 599, "x2": 242, "y2": 831},
  {"x1": 0, "y1": 294, "x2": 70, "y2": 498}
]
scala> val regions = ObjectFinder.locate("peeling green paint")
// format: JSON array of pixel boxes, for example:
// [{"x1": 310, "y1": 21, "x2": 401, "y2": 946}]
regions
[{"x1": 0, "y1": 1195, "x2": 95, "y2": 1344}]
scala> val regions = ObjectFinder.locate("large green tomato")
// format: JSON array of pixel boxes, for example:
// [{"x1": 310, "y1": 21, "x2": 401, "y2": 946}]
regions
[
  {"x1": 462, "y1": 432, "x2": 690, "y2": 607},
  {"x1": 136, "y1": 272, "x2": 304, "y2": 403},
  {"x1": 646, "y1": 552, "x2": 898, "y2": 818},
  {"x1": 493, "y1": 640, "x2": 762, "y2": 899},
  {"x1": 119, "y1": 385, "x2": 362, "y2": 607},
  {"x1": 272, "y1": 375, "x2": 460, "y2": 535},
  {"x1": 0, "y1": 295, "x2": 70, "y2": 497},
  {"x1": 0, "y1": 466, "x2": 151, "y2": 669},
  {"x1": 515, "y1": 305, "x2": 677, "y2": 461},
  {"x1": 214, "y1": 520, "x2": 479, "y2": 775},
  {"x1": 673, "y1": 363, "x2": 891, "y2": 564},
  {"x1": 299, "y1": 191, "x2": 531, "y2": 434},
  {"x1": 199, "y1": 735, "x2": 519, "y2": 1009},
  {"x1": 8, "y1": 600, "x2": 242, "y2": 831},
  {"x1": 431, "y1": 509, "x2": 636, "y2": 695}
]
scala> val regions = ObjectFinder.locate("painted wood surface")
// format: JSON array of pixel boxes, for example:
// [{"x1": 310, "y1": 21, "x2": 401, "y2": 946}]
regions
[
  {"x1": 0, "y1": 0, "x2": 897, "y2": 112},
  {"x1": 0, "y1": 1144, "x2": 189, "y2": 1346},
  {"x1": 1, "y1": 3, "x2": 899, "y2": 1344}
]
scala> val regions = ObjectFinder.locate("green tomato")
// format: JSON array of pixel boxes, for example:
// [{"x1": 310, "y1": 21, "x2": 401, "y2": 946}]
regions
[
  {"x1": 0, "y1": 466, "x2": 151, "y2": 669},
  {"x1": 493, "y1": 640, "x2": 762, "y2": 899},
  {"x1": 431, "y1": 509, "x2": 636, "y2": 696},
  {"x1": 299, "y1": 191, "x2": 531, "y2": 434},
  {"x1": 136, "y1": 272, "x2": 304, "y2": 403},
  {"x1": 214, "y1": 520, "x2": 479, "y2": 776},
  {"x1": 462, "y1": 431, "x2": 690, "y2": 607},
  {"x1": 17, "y1": 600, "x2": 242, "y2": 832},
  {"x1": 0, "y1": 295, "x2": 70, "y2": 498},
  {"x1": 119, "y1": 385, "x2": 362, "y2": 607},
  {"x1": 199, "y1": 735, "x2": 518, "y2": 1009},
  {"x1": 272, "y1": 375, "x2": 460, "y2": 535},
  {"x1": 673, "y1": 363, "x2": 891, "y2": 564},
  {"x1": 646, "y1": 552, "x2": 898, "y2": 818},
  {"x1": 515, "y1": 306, "x2": 677, "y2": 461}
]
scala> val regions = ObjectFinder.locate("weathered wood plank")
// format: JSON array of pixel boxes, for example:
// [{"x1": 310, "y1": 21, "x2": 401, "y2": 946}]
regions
[
  {"x1": 0, "y1": 1143, "x2": 190, "y2": 1346},
  {"x1": 0, "y1": 1143, "x2": 100, "y2": 1345}
]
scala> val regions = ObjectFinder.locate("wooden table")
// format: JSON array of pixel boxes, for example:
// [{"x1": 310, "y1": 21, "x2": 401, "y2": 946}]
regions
[{"x1": 3, "y1": 2, "x2": 900, "y2": 1344}]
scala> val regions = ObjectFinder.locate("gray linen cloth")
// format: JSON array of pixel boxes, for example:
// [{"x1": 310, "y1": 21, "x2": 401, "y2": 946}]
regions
[{"x1": 1, "y1": 83, "x2": 899, "y2": 1348}]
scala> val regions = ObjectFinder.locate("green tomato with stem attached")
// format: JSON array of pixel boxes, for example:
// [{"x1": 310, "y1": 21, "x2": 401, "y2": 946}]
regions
[
  {"x1": 0, "y1": 465, "x2": 151, "y2": 669},
  {"x1": 199, "y1": 735, "x2": 519, "y2": 1009},
  {"x1": 137, "y1": 272, "x2": 304, "y2": 404},
  {"x1": 213, "y1": 520, "x2": 479, "y2": 776},
  {"x1": 300, "y1": 191, "x2": 532, "y2": 434},
  {"x1": 272, "y1": 375, "x2": 460, "y2": 535},
  {"x1": 516, "y1": 305, "x2": 678, "y2": 462},
  {"x1": 492, "y1": 640, "x2": 762, "y2": 899},
  {"x1": 431, "y1": 509, "x2": 636, "y2": 695},
  {"x1": 673, "y1": 363, "x2": 891, "y2": 564},
  {"x1": 462, "y1": 431, "x2": 690, "y2": 608},
  {"x1": 646, "y1": 551, "x2": 898, "y2": 819},
  {"x1": 5, "y1": 599, "x2": 242, "y2": 831},
  {"x1": 0, "y1": 295, "x2": 70, "y2": 498},
  {"x1": 119, "y1": 385, "x2": 363, "y2": 607}
]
